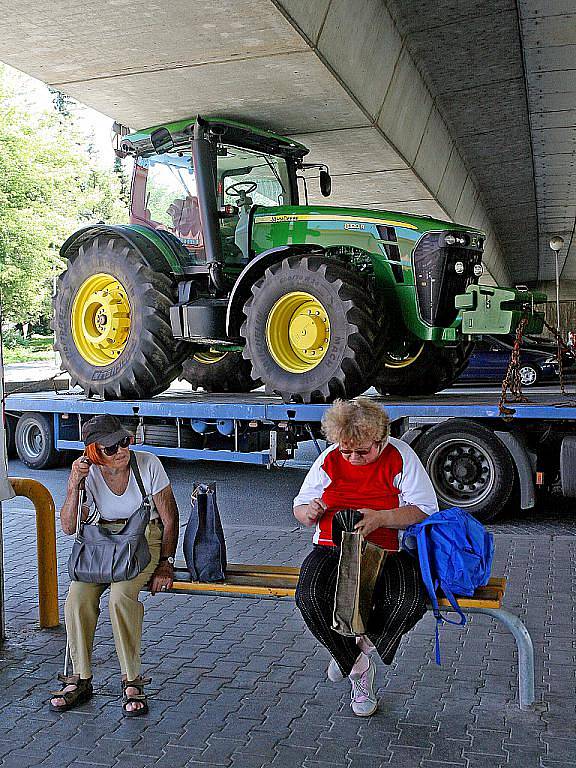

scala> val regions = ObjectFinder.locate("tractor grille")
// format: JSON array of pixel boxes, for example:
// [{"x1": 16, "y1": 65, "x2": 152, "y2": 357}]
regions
[{"x1": 412, "y1": 233, "x2": 482, "y2": 327}]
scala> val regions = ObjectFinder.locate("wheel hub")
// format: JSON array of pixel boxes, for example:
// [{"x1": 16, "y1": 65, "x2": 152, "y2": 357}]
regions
[
  {"x1": 266, "y1": 292, "x2": 330, "y2": 373},
  {"x1": 71, "y1": 273, "x2": 131, "y2": 366},
  {"x1": 428, "y1": 440, "x2": 494, "y2": 506}
]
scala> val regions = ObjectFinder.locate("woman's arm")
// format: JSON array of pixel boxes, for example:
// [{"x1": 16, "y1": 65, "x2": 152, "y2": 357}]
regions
[
  {"x1": 60, "y1": 457, "x2": 91, "y2": 535},
  {"x1": 354, "y1": 505, "x2": 427, "y2": 537},
  {"x1": 149, "y1": 484, "x2": 179, "y2": 594}
]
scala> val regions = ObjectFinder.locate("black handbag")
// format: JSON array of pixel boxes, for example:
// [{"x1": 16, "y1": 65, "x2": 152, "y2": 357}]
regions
[
  {"x1": 183, "y1": 482, "x2": 227, "y2": 582},
  {"x1": 67, "y1": 453, "x2": 152, "y2": 583}
]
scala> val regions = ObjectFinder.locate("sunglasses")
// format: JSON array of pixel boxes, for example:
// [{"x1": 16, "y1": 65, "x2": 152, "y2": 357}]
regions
[
  {"x1": 339, "y1": 442, "x2": 379, "y2": 457},
  {"x1": 100, "y1": 436, "x2": 131, "y2": 456}
]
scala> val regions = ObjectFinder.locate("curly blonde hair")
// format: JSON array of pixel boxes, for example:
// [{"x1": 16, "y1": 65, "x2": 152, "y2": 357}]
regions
[{"x1": 321, "y1": 397, "x2": 390, "y2": 446}]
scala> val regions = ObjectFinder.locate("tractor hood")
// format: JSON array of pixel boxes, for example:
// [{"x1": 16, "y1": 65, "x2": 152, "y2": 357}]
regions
[{"x1": 252, "y1": 204, "x2": 483, "y2": 237}]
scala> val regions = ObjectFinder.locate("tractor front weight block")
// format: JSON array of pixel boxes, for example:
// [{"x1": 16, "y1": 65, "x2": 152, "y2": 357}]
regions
[{"x1": 456, "y1": 284, "x2": 546, "y2": 336}]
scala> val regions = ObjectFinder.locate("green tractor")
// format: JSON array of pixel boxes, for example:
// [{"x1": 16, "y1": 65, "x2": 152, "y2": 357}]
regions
[{"x1": 54, "y1": 116, "x2": 544, "y2": 402}]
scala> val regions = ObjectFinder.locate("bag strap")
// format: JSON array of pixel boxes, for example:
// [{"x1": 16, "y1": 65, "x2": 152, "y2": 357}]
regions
[
  {"x1": 130, "y1": 452, "x2": 150, "y2": 506},
  {"x1": 413, "y1": 527, "x2": 466, "y2": 666},
  {"x1": 75, "y1": 479, "x2": 85, "y2": 537}
]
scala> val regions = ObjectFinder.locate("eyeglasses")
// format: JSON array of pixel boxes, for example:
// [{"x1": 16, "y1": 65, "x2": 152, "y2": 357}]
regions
[
  {"x1": 100, "y1": 436, "x2": 131, "y2": 456},
  {"x1": 339, "y1": 442, "x2": 379, "y2": 457}
]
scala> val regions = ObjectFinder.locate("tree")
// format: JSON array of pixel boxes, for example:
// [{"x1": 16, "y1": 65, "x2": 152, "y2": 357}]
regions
[{"x1": 0, "y1": 65, "x2": 128, "y2": 325}]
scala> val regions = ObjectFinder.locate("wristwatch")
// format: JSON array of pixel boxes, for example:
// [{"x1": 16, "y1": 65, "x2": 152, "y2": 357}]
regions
[{"x1": 159, "y1": 556, "x2": 175, "y2": 565}]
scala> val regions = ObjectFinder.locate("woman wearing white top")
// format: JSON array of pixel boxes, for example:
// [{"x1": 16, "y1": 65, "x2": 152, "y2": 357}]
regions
[{"x1": 49, "y1": 414, "x2": 179, "y2": 716}]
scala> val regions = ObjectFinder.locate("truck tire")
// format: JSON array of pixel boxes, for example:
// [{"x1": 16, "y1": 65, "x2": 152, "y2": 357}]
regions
[
  {"x1": 5, "y1": 415, "x2": 17, "y2": 458},
  {"x1": 412, "y1": 419, "x2": 514, "y2": 522},
  {"x1": 15, "y1": 412, "x2": 60, "y2": 469},
  {"x1": 181, "y1": 351, "x2": 260, "y2": 393},
  {"x1": 53, "y1": 236, "x2": 188, "y2": 399},
  {"x1": 375, "y1": 340, "x2": 473, "y2": 396},
  {"x1": 241, "y1": 255, "x2": 378, "y2": 402}
]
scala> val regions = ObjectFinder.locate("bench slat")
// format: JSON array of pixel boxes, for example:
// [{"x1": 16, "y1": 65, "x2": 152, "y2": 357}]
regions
[{"x1": 166, "y1": 566, "x2": 506, "y2": 608}]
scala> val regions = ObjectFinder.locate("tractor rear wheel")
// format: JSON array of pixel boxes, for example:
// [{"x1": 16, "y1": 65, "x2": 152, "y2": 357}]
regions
[
  {"x1": 241, "y1": 255, "x2": 379, "y2": 402},
  {"x1": 181, "y1": 350, "x2": 260, "y2": 393},
  {"x1": 375, "y1": 339, "x2": 474, "y2": 396},
  {"x1": 53, "y1": 236, "x2": 187, "y2": 399}
]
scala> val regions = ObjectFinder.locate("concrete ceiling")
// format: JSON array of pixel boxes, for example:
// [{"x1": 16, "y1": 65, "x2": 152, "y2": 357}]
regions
[{"x1": 0, "y1": 0, "x2": 574, "y2": 292}]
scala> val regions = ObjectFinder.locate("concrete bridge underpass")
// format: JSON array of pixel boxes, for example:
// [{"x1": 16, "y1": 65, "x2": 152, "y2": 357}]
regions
[{"x1": 0, "y1": 0, "x2": 574, "y2": 296}]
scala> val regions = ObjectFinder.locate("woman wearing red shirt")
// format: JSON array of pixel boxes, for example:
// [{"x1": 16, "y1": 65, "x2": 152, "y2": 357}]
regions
[{"x1": 294, "y1": 398, "x2": 437, "y2": 717}]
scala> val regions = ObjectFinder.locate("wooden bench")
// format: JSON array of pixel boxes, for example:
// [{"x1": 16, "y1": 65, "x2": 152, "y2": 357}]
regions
[{"x1": 159, "y1": 566, "x2": 535, "y2": 710}]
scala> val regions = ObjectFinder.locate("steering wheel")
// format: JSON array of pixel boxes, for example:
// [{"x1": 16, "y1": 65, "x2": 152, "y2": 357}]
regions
[{"x1": 226, "y1": 181, "x2": 258, "y2": 198}]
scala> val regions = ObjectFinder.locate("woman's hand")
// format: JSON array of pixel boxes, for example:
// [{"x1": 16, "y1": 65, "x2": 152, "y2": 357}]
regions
[
  {"x1": 354, "y1": 508, "x2": 386, "y2": 537},
  {"x1": 150, "y1": 561, "x2": 174, "y2": 595},
  {"x1": 294, "y1": 498, "x2": 327, "y2": 527},
  {"x1": 68, "y1": 456, "x2": 91, "y2": 490}
]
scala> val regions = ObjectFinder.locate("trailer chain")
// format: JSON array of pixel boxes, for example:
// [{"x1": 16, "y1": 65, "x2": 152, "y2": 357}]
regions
[
  {"x1": 541, "y1": 318, "x2": 576, "y2": 398},
  {"x1": 499, "y1": 315, "x2": 529, "y2": 419}
]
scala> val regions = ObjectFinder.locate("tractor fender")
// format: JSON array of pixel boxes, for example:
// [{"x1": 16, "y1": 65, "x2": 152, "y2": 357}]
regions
[
  {"x1": 226, "y1": 244, "x2": 325, "y2": 337},
  {"x1": 60, "y1": 224, "x2": 187, "y2": 275}
]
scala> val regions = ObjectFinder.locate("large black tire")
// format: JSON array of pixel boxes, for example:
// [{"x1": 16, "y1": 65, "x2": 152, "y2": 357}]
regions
[
  {"x1": 375, "y1": 340, "x2": 474, "y2": 396},
  {"x1": 412, "y1": 419, "x2": 515, "y2": 522},
  {"x1": 53, "y1": 236, "x2": 188, "y2": 399},
  {"x1": 5, "y1": 414, "x2": 17, "y2": 458},
  {"x1": 15, "y1": 412, "x2": 60, "y2": 469},
  {"x1": 181, "y1": 351, "x2": 260, "y2": 393},
  {"x1": 241, "y1": 255, "x2": 379, "y2": 402}
]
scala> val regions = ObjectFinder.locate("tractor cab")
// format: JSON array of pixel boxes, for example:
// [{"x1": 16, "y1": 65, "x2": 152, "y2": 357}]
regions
[{"x1": 125, "y1": 118, "x2": 306, "y2": 271}]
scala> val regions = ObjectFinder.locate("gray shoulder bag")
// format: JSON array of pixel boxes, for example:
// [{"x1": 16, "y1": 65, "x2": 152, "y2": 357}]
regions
[{"x1": 68, "y1": 452, "x2": 152, "y2": 583}]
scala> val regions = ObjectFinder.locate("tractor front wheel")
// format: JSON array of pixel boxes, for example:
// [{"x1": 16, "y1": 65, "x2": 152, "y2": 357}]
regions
[
  {"x1": 53, "y1": 236, "x2": 187, "y2": 399},
  {"x1": 375, "y1": 339, "x2": 474, "y2": 396},
  {"x1": 241, "y1": 255, "x2": 378, "y2": 402}
]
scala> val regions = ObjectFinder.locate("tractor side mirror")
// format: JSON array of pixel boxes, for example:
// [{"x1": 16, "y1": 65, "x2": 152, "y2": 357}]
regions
[
  {"x1": 319, "y1": 169, "x2": 332, "y2": 197},
  {"x1": 150, "y1": 127, "x2": 175, "y2": 154}
]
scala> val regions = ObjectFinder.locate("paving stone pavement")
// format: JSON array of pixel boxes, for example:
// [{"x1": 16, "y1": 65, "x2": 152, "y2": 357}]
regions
[{"x1": 0, "y1": 500, "x2": 575, "y2": 768}]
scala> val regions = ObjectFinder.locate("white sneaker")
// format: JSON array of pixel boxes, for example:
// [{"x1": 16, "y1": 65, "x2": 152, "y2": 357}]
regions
[
  {"x1": 349, "y1": 656, "x2": 378, "y2": 717},
  {"x1": 327, "y1": 658, "x2": 345, "y2": 682}
]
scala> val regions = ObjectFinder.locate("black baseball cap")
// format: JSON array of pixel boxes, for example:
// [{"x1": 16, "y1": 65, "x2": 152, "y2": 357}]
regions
[{"x1": 82, "y1": 414, "x2": 131, "y2": 447}]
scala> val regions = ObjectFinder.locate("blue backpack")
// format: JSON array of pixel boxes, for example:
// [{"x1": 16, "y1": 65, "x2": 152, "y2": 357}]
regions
[{"x1": 402, "y1": 507, "x2": 494, "y2": 664}]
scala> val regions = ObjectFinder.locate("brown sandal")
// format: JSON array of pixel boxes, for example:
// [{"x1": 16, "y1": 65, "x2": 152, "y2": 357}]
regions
[
  {"x1": 122, "y1": 676, "x2": 150, "y2": 717},
  {"x1": 49, "y1": 674, "x2": 93, "y2": 712}
]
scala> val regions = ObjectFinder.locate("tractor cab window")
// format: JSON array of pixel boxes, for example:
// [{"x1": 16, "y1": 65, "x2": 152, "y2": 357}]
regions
[
  {"x1": 217, "y1": 146, "x2": 291, "y2": 263},
  {"x1": 131, "y1": 154, "x2": 204, "y2": 255}
]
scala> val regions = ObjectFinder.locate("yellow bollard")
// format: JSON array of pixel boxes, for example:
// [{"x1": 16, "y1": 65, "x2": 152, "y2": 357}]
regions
[{"x1": 9, "y1": 478, "x2": 60, "y2": 628}]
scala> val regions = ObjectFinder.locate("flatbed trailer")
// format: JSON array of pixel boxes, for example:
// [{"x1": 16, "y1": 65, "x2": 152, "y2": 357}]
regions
[{"x1": 5, "y1": 388, "x2": 576, "y2": 522}]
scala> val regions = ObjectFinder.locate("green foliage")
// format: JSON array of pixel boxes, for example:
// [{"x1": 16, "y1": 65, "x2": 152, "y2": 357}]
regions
[{"x1": 0, "y1": 65, "x2": 128, "y2": 325}]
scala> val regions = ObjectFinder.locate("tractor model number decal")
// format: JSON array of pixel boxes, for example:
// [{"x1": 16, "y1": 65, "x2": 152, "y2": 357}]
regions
[
  {"x1": 344, "y1": 222, "x2": 365, "y2": 230},
  {"x1": 269, "y1": 215, "x2": 299, "y2": 223}
]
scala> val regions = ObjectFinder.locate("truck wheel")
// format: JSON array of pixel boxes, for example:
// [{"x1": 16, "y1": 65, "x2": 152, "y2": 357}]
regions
[
  {"x1": 375, "y1": 340, "x2": 473, "y2": 395},
  {"x1": 53, "y1": 236, "x2": 187, "y2": 398},
  {"x1": 181, "y1": 351, "x2": 260, "y2": 393},
  {"x1": 413, "y1": 419, "x2": 514, "y2": 522},
  {"x1": 15, "y1": 412, "x2": 60, "y2": 469},
  {"x1": 241, "y1": 255, "x2": 378, "y2": 402}
]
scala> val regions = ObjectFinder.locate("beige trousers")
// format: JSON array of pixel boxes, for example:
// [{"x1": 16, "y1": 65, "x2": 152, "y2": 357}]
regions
[{"x1": 64, "y1": 522, "x2": 162, "y2": 681}]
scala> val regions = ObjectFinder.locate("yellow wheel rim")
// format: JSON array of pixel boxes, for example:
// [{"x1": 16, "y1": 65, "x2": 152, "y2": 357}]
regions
[
  {"x1": 71, "y1": 273, "x2": 131, "y2": 366},
  {"x1": 193, "y1": 350, "x2": 227, "y2": 365},
  {"x1": 384, "y1": 341, "x2": 425, "y2": 369},
  {"x1": 266, "y1": 292, "x2": 330, "y2": 373}
]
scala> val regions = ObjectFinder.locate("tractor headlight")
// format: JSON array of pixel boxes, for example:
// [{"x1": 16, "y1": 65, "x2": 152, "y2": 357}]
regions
[
  {"x1": 454, "y1": 261, "x2": 464, "y2": 274},
  {"x1": 473, "y1": 263, "x2": 484, "y2": 277},
  {"x1": 445, "y1": 232, "x2": 468, "y2": 247}
]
